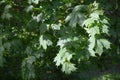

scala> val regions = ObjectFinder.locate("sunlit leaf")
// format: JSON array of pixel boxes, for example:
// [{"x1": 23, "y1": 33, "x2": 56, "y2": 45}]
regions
[
  {"x1": 102, "y1": 25, "x2": 109, "y2": 34},
  {"x1": 95, "y1": 39, "x2": 103, "y2": 56},
  {"x1": 62, "y1": 62, "x2": 76, "y2": 74},
  {"x1": 88, "y1": 36, "x2": 96, "y2": 56},
  {"x1": 51, "y1": 23, "x2": 61, "y2": 30},
  {"x1": 39, "y1": 35, "x2": 52, "y2": 50},
  {"x1": 100, "y1": 39, "x2": 111, "y2": 49}
]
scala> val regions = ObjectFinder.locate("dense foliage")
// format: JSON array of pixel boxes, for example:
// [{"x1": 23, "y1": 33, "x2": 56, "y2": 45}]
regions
[{"x1": 0, "y1": 0, "x2": 120, "y2": 80}]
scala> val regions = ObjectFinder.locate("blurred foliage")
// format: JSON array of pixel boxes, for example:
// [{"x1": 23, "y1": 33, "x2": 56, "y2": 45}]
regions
[{"x1": 0, "y1": 0, "x2": 120, "y2": 80}]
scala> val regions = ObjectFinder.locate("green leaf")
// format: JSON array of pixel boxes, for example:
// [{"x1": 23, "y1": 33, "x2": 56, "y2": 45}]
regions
[
  {"x1": 62, "y1": 62, "x2": 76, "y2": 74},
  {"x1": 100, "y1": 39, "x2": 111, "y2": 49},
  {"x1": 102, "y1": 25, "x2": 109, "y2": 34},
  {"x1": 92, "y1": 1, "x2": 99, "y2": 9},
  {"x1": 90, "y1": 12, "x2": 99, "y2": 19},
  {"x1": 87, "y1": 26, "x2": 100, "y2": 36},
  {"x1": 53, "y1": 47, "x2": 76, "y2": 74},
  {"x1": 69, "y1": 13, "x2": 77, "y2": 27},
  {"x1": 95, "y1": 40, "x2": 103, "y2": 56},
  {"x1": 22, "y1": 57, "x2": 35, "y2": 80},
  {"x1": 4, "y1": 4, "x2": 12, "y2": 12},
  {"x1": 54, "y1": 48, "x2": 67, "y2": 66},
  {"x1": 77, "y1": 13, "x2": 85, "y2": 26},
  {"x1": 90, "y1": 10, "x2": 104, "y2": 19},
  {"x1": 95, "y1": 39, "x2": 110, "y2": 56},
  {"x1": 101, "y1": 19, "x2": 109, "y2": 24},
  {"x1": 2, "y1": 13, "x2": 12, "y2": 20},
  {"x1": 54, "y1": 48, "x2": 73, "y2": 67},
  {"x1": 26, "y1": 56, "x2": 36, "y2": 64},
  {"x1": 82, "y1": 18, "x2": 94, "y2": 27},
  {"x1": 57, "y1": 39, "x2": 69, "y2": 49},
  {"x1": 88, "y1": 35, "x2": 96, "y2": 56},
  {"x1": 32, "y1": 13, "x2": 43, "y2": 22},
  {"x1": 65, "y1": 13, "x2": 72, "y2": 23},
  {"x1": 3, "y1": 42, "x2": 11, "y2": 50},
  {"x1": 26, "y1": 19, "x2": 38, "y2": 30},
  {"x1": 51, "y1": 23, "x2": 61, "y2": 30},
  {"x1": 39, "y1": 35, "x2": 52, "y2": 50},
  {"x1": 1, "y1": 4, "x2": 12, "y2": 20},
  {"x1": 25, "y1": 46, "x2": 33, "y2": 55},
  {"x1": 28, "y1": 0, "x2": 39, "y2": 4},
  {"x1": 65, "y1": 5, "x2": 87, "y2": 27},
  {"x1": 73, "y1": 5, "x2": 88, "y2": 12},
  {"x1": 40, "y1": 23, "x2": 48, "y2": 33},
  {"x1": 0, "y1": 46, "x2": 4, "y2": 67},
  {"x1": 25, "y1": 5, "x2": 34, "y2": 12}
]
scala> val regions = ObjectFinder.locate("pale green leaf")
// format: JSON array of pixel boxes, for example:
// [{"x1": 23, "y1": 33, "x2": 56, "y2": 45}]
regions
[
  {"x1": 51, "y1": 23, "x2": 61, "y2": 30},
  {"x1": 54, "y1": 48, "x2": 73, "y2": 67},
  {"x1": 65, "y1": 13, "x2": 72, "y2": 23},
  {"x1": 87, "y1": 26, "x2": 100, "y2": 36},
  {"x1": 90, "y1": 10, "x2": 103, "y2": 19},
  {"x1": 57, "y1": 39, "x2": 68, "y2": 49},
  {"x1": 88, "y1": 49, "x2": 96, "y2": 57},
  {"x1": 100, "y1": 39, "x2": 111, "y2": 49},
  {"x1": 93, "y1": 1, "x2": 99, "y2": 9},
  {"x1": 2, "y1": 13, "x2": 12, "y2": 20},
  {"x1": 88, "y1": 36, "x2": 96, "y2": 56},
  {"x1": 32, "y1": 0, "x2": 39, "y2": 4},
  {"x1": 95, "y1": 40, "x2": 103, "y2": 56},
  {"x1": 101, "y1": 19, "x2": 109, "y2": 24},
  {"x1": 77, "y1": 13, "x2": 85, "y2": 26},
  {"x1": 28, "y1": 0, "x2": 39, "y2": 4},
  {"x1": 4, "y1": 4, "x2": 12, "y2": 11},
  {"x1": 32, "y1": 13, "x2": 43, "y2": 22},
  {"x1": 39, "y1": 35, "x2": 53, "y2": 50},
  {"x1": 27, "y1": 56, "x2": 36, "y2": 64},
  {"x1": 54, "y1": 48, "x2": 67, "y2": 66},
  {"x1": 62, "y1": 62, "x2": 76, "y2": 74},
  {"x1": 90, "y1": 12, "x2": 99, "y2": 19},
  {"x1": 22, "y1": 57, "x2": 35, "y2": 80},
  {"x1": 25, "y1": 5, "x2": 34, "y2": 12},
  {"x1": 54, "y1": 53, "x2": 62, "y2": 66},
  {"x1": 82, "y1": 18, "x2": 94, "y2": 27},
  {"x1": 73, "y1": 5, "x2": 88, "y2": 12},
  {"x1": 102, "y1": 25, "x2": 109, "y2": 34},
  {"x1": 69, "y1": 13, "x2": 77, "y2": 27},
  {"x1": 65, "y1": 5, "x2": 87, "y2": 27}
]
